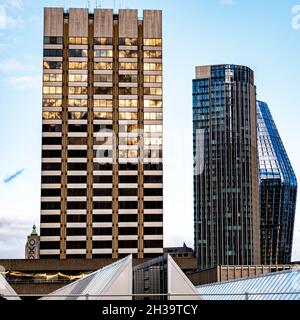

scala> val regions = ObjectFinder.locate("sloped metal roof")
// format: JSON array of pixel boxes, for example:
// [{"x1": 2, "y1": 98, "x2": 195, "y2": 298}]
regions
[
  {"x1": 197, "y1": 268, "x2": 300, "y2": 300},
  {"x1": 41, "y1": 255, "x2": 132, "y2": 300},
  {"x1": 0, "y1": 274, "x2": 20, "y2": 300}
]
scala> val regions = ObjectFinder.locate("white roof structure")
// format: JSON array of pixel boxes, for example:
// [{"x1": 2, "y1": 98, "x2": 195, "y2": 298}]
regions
[
  {"x1": 0, "y1": 274, "x2": 20, "y2": 300},
  {"x1": 197, "y1": 268, "x2": 300, "y2": 300},
  {"x1": 167, "y1": 255, "x2": 201, "y2": 300},
  {"x1": 41, "y1": 255, "x2": 132, "y2": 300}
]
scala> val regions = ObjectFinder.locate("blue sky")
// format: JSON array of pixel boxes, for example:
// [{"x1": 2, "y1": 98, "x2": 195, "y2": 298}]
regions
[{"x1": 0, "y1": 0, "x2": 300, "y2": 260}]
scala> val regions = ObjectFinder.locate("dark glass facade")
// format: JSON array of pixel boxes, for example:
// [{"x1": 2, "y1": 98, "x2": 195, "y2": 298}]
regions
[
  {"x1": 193, "y1": 64, "x2": 260, "y2": 271},
  {"x1": 257, "y1": 101, "x2": 297, "y2": 264}
]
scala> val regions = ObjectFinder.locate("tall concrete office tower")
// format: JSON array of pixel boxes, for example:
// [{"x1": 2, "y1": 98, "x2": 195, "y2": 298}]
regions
[
  {"x1": 193, "y1": 64, "x2": 260, "y2": 270},
  {"x1": 257, "y1": 101, "x2": 297, "y2": 264},
  {"x1": 40, "y1": 8, "x2": 163, "y2": 259}
]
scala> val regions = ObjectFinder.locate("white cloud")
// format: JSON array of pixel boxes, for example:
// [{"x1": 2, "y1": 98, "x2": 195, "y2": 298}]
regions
[
  {"x1": 0, "y1": 215, "x2": 34, "y2": 259},
  {"x1": 0, "y1": 5, "x2": 6, "y2": 29},
  {"x1": 221, "y1": 0, "x2": 234, "y2": 5},
  {"x1": 6, "y1": 15, "x2": 24, "y2": 28},
  {"x1": 6, "y1": 75, "x2": 40, "y2": 90},
  {"x1": 0, "y1": 59, "x2": 26, "y2": 73}
]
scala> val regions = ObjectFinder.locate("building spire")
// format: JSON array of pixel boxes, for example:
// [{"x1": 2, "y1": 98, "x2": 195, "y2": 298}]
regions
[{"x1": 31, "y1": 224, "x2": 38, "y2": 236}]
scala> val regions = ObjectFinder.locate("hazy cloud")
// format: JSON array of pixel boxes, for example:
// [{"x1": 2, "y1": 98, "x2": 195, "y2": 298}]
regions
[
  {"x1": 0, "y1": 59, "x2": 26, "y2": 73},
  {"x1": 6, "y1": 76, "x2": 40, "y2": 89},
  {"x1": 5, "y1": 0, "x2": 25, "y2": 10},
  {"x1": 3, "y1": 169, "x2": 25, "y2": 183}
]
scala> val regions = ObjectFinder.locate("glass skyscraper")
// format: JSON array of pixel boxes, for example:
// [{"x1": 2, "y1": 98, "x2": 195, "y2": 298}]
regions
[
  {"x1": 257, "y1": 101, "x2": 297, "y2": 264},
  {"x1": 193, "y1": 64, "x2": 260, "y2": 271}
]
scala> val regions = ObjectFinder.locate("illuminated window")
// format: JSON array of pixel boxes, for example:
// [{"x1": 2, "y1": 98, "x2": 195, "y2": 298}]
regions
[
  {"x1": 119, "y1": 38, "x2": 138, "y2": 46},
  {"x1": 68, "y1": 74, "x2": 88, "y2": 82},
  {"x1": 144, "y1": 100, "x2": 162, "y2": 108},
  {"x1": 143, "y1": 39, "x2": 162, "y2": 46},
  {"x1": 68, "y1": 87, "x2": 88, "y2": 95},
  {"x1": 119, "y1": 112, "x2": 138, "y2": 120},
  {"x1": 144, "y1": 137, "x2": 162, "y2": 145},
  {"x1": 94, "y1": 112, "x2": 113, "y2": 119},
  {"x1": 68, "y1": 99, "x2": 88, "y2": 107},
  {"x1": 144, "y1": 50, "x2": 162, "y2": 58},
  {"x1": 94, "y1": 100, "x2": 113, "y2": 108},
  {"x1": 119, "y1": 124, "x2": 138, "y2": 133},
  {"x1": 119, "y1": 150, "x2": 138, "y2": 158},
  {"x1": 144, "y1": 63, "x2": 162, "y2": 71},
  {"x1": 43, "y1": 74, "x2": 63, "y2": 82},
  {"x1": 144, "y1": 75, "x2": 162, "y2": 83},
  {"x1": 43, "y1": 86, "x2": 62, "y2": 94},
  {"x1": 144, "y1": 88, "x2": 162, "y2": 96},
  {"x1": 43, "y1": 99, "x2": 62, "y2": 107},
  {"x1": 94, "y1": 62, "x2": 113, "y2": 70},
  {"x1": 69, "y1": 37, "x2": 88, "y2": 45},
  {"x1": 94, "y1": 74, "x2": 113, "y2": 82},
  {"x1": 119, "y1": 137, "x2": 139, "y2": 145},
  {"x1": 43, "y1": 61, "x2": 62, "y2": 70},
  {"x1": 119, "y1": 50, "x2": 138, "y2": 58},
  {"x1": 94, "y1": 37, "x2": 113, "y2": 45},
  {"x1": 68, "y1": 62, "x2": 88, "y2": 70},
  {"x1": 119, "y1": 100, "x2": 137, "y2": 108},
  {"x1": 119, "y1": 62, "x2": 137, "y2": 70},
  {"x1": 94, "y1": 49, "x2": 113, "y2": 57},
  {"x1": 144, "y1": 125, "x2": 162, "y2": 133},
  {"x1": 144, "y1": 112, "x2": 163, "y2": 120},
  {"x1": 42, "y1": 112, "x2": 61, "y2": 120},
  {"x1": 68, "y1": 112, "x2": 87, "y2": 120}
]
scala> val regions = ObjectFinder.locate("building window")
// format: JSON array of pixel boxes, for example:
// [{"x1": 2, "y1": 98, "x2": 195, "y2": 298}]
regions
[
  {"x1": 94, "y1": 62, "x2": 113, "y2": 70},
  {"x1": 68, "y1": 62, "x2": 88, "y2": 70},
  {"x1": 42, "y1": 112, "x2": 61, "y2": 120},
  {"x1": 94, "y1": 87, "x2": 113, "y2": 95},
  {"x1": 68, "y1": 74, "x2": 88, "y2": 82},
  {"x1": 119, "y1": 74, "x2": 138, "y2": 83},
  {"x1": 94, "y1": 49, "x2": 113, "y2": 57},
  {"x1": 144, "y1": 75, "x2": 162, "y2": 83},
  {"x1": 119, "y1": 50, "x2": 138, "y2": 58},
  {"x1": 94, "y1": 37, "x2": 113, "y2": 45},
  {"x1": 119, "y1": 112, "x2": 138, "y2": 120},
  {"x1": 69, "y1": 37, "x2": 88, "y2": 45},
  {"x1": 94, "y1": 74, "x2": 113, "y2": 82},
  {"x1": 43, "y1": 49, "x2": 63, "y2": 57},
  {"x1": 94, "y1": 112, "x2": 113, "y2": 120},
  {"x1": 118, "y1": 87, "x2": 138, "y2": 95},
  {"x1": 94, "y1": 99, "x2": 113, "y2": 108},
  {"x1": 68, "y1": 87, "x2": 88, "y2": 95},
  {"x1": 144, "y1": 50, "x2": 162, "y2": 58},
  {"x1": 43, "y1": 74, "x2": 63, "y2": 82},
  {"x1": 144, "y1": 63, "x2": 162, "y2": 71},
  {"x1": 43, "y1": 61, "x2": 63, "y2": 70},
  {"x1": 144, "y1": 100, "x2": 162, "y2": 108},
  {"x1": 68, "y1": 99, "x2": 87, "y2": 107},
  {"x1": 144, "y1": 88, "x2": 162, "y2": 96},
  {"x1": 44, "y1": 36, "x2": 63, "y2": 44},
  {"x1": 143, "y1": 39, "x2": 162, "y2": 46},
  {"x1": 43, "y1": 86, "x2": 62, "y2": 94},
  {"x1": 144, "y1": 112, "x2": 163, "y2": 120},
  {"x1": 119, "y1": 38, "x2": 138, "y2": 46},
  {"x1": 68, "y1": 49, "x2": 88, "y2": 57},
  {"x1": 119, "y1": 99, "x2": 137, "y2": 108},
  {"x1": 43, "y1": 99, "x2": 62, "y2": 107},
  {"x1": 119, "y1": 62, "x2": 137, "y2": 70}
]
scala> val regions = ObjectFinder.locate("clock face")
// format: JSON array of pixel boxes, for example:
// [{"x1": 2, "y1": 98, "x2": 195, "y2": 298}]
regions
[{"x1": 29, "y1": 239, "x2": 36, "y2": 246}]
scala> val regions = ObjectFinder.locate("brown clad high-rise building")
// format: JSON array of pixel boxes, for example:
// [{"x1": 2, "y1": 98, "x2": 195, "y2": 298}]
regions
[{"x1": 40, "y1": 8, "x2": 163, "y2": 260}]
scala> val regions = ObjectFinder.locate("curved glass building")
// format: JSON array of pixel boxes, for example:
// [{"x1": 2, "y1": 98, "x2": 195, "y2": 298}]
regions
[
  {"x1": 193, "y1": 65, "x2": 260, "y2": 270},
  {"x1": 257, "y1": 101, "x2": 297, "y2": 264}
]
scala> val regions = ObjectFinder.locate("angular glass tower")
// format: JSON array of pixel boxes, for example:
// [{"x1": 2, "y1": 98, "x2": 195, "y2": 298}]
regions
[
  {"x1": 257, "y1": 101, "x2": 297, "y2": 264},
  {"x1": 193, "y1": 65, "x2": 260, "y2": 271}
]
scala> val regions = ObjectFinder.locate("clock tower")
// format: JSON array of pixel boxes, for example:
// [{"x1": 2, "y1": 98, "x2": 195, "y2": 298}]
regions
[{"x1": 25, "y1": 225, "x2": 40, "y2": 259}]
